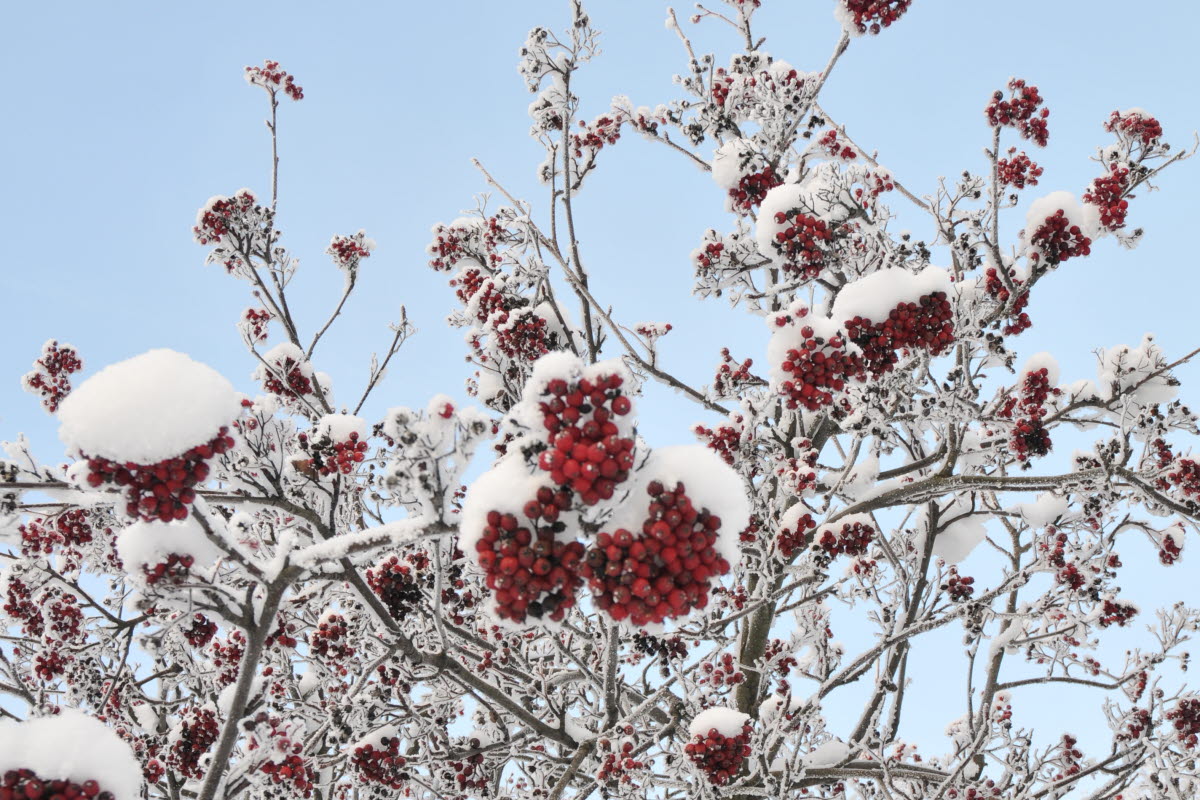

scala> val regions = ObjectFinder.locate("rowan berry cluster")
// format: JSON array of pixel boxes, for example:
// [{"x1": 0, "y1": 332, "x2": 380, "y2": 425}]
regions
[
  {"x1": 777, "y1": 511, "x2": 815, "y2": 558},
  {"x1": 447, "y1": 746, "x2": 488, "y2": 794},
  {"x1": 729, "y1": 168, "x2": 783, "y2": 212},
  {"x1": 245, "y1": 59, "x2": 304, "y2": 101},
  {"x1": 815, "y1": 519, "x2": 875, "y2": 560},
  {"x1": 19, "y1": 509, "x2": 93, "y2": 558},
  {"x1": 572, "y1": 114, "x2": 625, "y2": 157},
  {"x1": 942, "y1": 567, "x2": 975, "y2": 601},
  {"x1": 83, "y1": 427, "x2": 233, "y2": 521},
  {"x1": 1082, "y1": 164, "x2": 1131, "y2": 231},
  {"x1": 698, "y1": 653, "x2": 745, "y2": 687},
  {"x1": 845, "y1": 291, "x2": 955, "y2": 377},
  {"x1": 996, "y1": 148, "x2": 1043, "y2": 190},
  {"x1": 350, "y1": 735, "x2": 409, "y2": 790},
  {"x1": 170, "y1": 706, "x2": 220, "y2": 779},
  {"x1": 841, "y1": 0, "x2": 912, "y2": 35},
  {"x1": 259, "y1": 346, "x2": 314, "y2": 400},
  {"x1": 777, "y1": 323, "x2": 864, "y2": 412},
  {"x1": 1105, "y1": 109, "x2": 1164, "y2": 147},
  {"x1": 182, "y1": 613, "x2": 217, "y2": 647},
  {"x1": 581, "y1": 479, "x2": 732, "y2": 626},
  {"x1": 768, "y1": 209, "x2": 833, "y2": 278},
  {"x1": 983, "y1": 267, "x2": 1031, "y2": 335},
  {"x1": 241, "y1": 307, "x2": 272, "y2": 342},
  {"x1": 1098, "y1": 599, "x2": 1139, "y2": 628},
  {"x1": 427, "y1": 216, "x2": 505, "y2": 272},
  {"x1": 0, "y1": 770, "x2": 115, "y2": 800},
  {"x1": 367, "y1": 554, "x2": 426, "y2": 620},
  {"x1": 326, "y1": 230, "x2": 374, "y2": 273},
  {"x1": 21, "y1": 340, "x2": 83, "y2": 413},
  {"x1": 595, "y1": 730, "x2": 647, "y2": 787},
  {"x1": 142, "y1": 553, "x2": 195, "y2": 586},
  {"x1": 694, "y1": 422, "x2": 743, "y2": 467},
  {"x1": 1028, "y1": 209, "x2": 1092, "y2": 266},
  {"x1": 1000, "y1": 367, "x2": 1060, "y2": 465},
  {"x1": 985, "y1": 79, "x2": 1049, "y2": 147},
  {"x1": 1159, "y1": 530, "x2": 1183, "y2": 565},
  {"x1": 535, "y1": 374, "x2": 636, "y2": 505},
  {"x1": 817, "y1": 129, "x2": 857, "y2": 161},
  {"x1": 1167, "y1": 698, "x2": 1200, "y2": 750},
  {"x1": 309, "y1": 613, "x2": 355, "y2": 664},
  {"x1": 685, "y1": 721, "x2": 752, "y2": 785},
  {"x1": 297, "y1": 429, "x2": 368, "y2": 477}
]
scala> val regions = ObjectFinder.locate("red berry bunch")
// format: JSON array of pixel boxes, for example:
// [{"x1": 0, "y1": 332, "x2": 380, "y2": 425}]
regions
[
  {"x1": 1105, "y1": 109, "x2": 1163, "y2": 147},
  {"x1": 1118, "y1": 707, "x2": 1153, "y2": 742},
  {"x1": 699, "y1": 652, "x2": 745, "y2": 687},
  {"x1": 327, "y1": 230, "x2": 373, "y2": 272},
  {"x1": 712, "y1": 348, "x2": 759, "y2": 398},
  {"x1": 170, "y1": 706, "x2": 220, "y2": 779},
  {"x1": 0, "y1": 771, "x2": 114, "y2": 800},
  {"x1": 572, "y1": 113, "x2": 625, "y2": 158},
  {"x1": 427, "y1": 216, "x2": 505, "y2": 273},
  {"x1": 83, "y1": 427, "x2": 233, "y2": 521},
  {"x1": 142, "y1": 553, "x2": 195, "y2": 586},
  {"x1": 367, "y1": 555, "x2": 426, "y2": 620},
  {"x1": 996, "y1": 148, "x2": 1043, "y2": 190},
  {"x1": 447, "y1": 743, "x2": 488, "y2": 794},
  {"x1": 985, "y1": 78, "x2": 1050, "y2": 147},
  {"x1": 19, "y1": 509, "x2": 93, "y2": 558},
  {"x1": 685, "y1": 720, "x2": 752, "y2": 785},
  {"x1": 259, "y1": 348, "x2": 314, "y2": 400},
  {"x1": 193, "y1": 189, "x2": 255, "y2": 245},
  {"x1": 1082, "y1": 164, "x2": 1131, "y2": 231},
  {"x1": 694, "y1": 238, "x2": 725, "y2": 271},
  {"x1": 1160, "y1": 459, "x2": 1200, "y2": 510},
  {"x1": 777, "y1": 324, "x2": 865, "y2": 411},
  {"x1": 535, "y1": 374, "x2": 636, "y2": 506},
  {"x1": 298, "y1": 429, "x2": 368, "y2": 477},
  {"x1": 596, "y1": 731, "x2": 646, "y2": 787},
  {"x1": 1098, "y1": 598, "x2": 1138, "y2": 628},
  {"x1": 1168, "y1": 698, "x2": 1200, "y2": 749},
  {"x1": 841, "y1": 0, "x2": 912, "y2": 34},
  {"x1": 33, "y1": 650, "x2": 69, "y2": 680},
  {"x1": 2, "y1": 576, "x2": 42, "y2": 637},
  {"x1": 351, "y1": 735, "x2": 409, "y2": 790},
  {"x1": 777, "y1": 512, "x2": 815, "y2": 559},
  {"x1": 581, "y1": 480, "x2": 731, "y2": 626},
  {"x1": 474, "y1": 499, "x2": 586, "y2": 623},
  {"x1": 815, "y1": 518, "x2": 875, "y2": 560},
  {"x1": 242, "y1": 307, "x2": 272, "y2": 342},
  {"x1": 1028, "y1": 208, "x2": 1092, "y2": 266},
  {"x1": 182, "y1": 613, "x2": 217, "y2": 647},
  {"x1": 490, "y1": 308, "x2": 554, "y2": 363},
  {"x1": 191, "y1": 189, "x2": 276, "y2": 274},
  {"x1": 1000, "y1": 367, "x2": 1060, "y2": 464},
  {"x1": 843, "y1": 292, "x2": 955, "y2": 377},
  {"x1": 729, "y1": 168, "x2": 783, "y2": 212},
  {"x1": 818, "y1": 129, "x2": 857, "y2": 161},
  {"x1": 943, "y1": 568, "x2": 976, "y2": 601},
  {"x1": 769, "y1": 209, "x2": 833, "y2": 278},
  {"x1": 245, "y1": 60, "x2": 303, "y2": 101},
  {"x1": 693, "y1": 422, "x2": 743, "y2": 467},
  {"x1": 983, "y1": 267, "x2": 1031, "y2": 336},
  {"x1": 1160, "y1": 530, "x2": 1183, "y2": 566},
  {"x1": 310, "y1": 613, "x2": 355, "y2": 662},
  {"x1": 22, "y1": 340, "x2": 83, "y2": 413},
  {"x1": 209, "y1": 631, "x2": 246, "y2": 687}
]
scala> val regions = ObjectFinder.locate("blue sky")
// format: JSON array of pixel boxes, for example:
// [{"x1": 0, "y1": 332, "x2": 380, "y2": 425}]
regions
[{"x1": 2, "y1": 0, "x2": 1198, "y2": 764}]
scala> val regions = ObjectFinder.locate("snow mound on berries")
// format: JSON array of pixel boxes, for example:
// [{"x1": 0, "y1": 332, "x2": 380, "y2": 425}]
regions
[
  {"x1": 116, "y1": 516, "x2": 223, "y2": 573},
  {"x1": 611, "y1": 445, "x2": 750, "y2": 565},
  {"x1": 508, "y1": 352, "x2": 635, "y2": 435},
  {"x1": 830, "y1": 267, "x2": 952, "y2": 324},
  {"x1": 688, "y1": 708, "x2": 750, "y2": 738},
  {"x1": 765, "y1": 308, "x2": 850, "y2": 387},
  {"x1": 58, "y1": 349, "x2": 240, "y2": 464},
  {"x1": 459, "y1": 455, "x2": 556, "y2": 553},
  {"x1": 1025, "y1": 191, "x2": 1100, "y2": 245},
  {"x1": 0, "y1": 710, "x2": 142, "y2": 800},
  {"x1": 314, "y1": 413, "x2": 367, "y2": 442},
  {"x1": 1019, "y1": 352, "x2": 1060, "y2": 385}
]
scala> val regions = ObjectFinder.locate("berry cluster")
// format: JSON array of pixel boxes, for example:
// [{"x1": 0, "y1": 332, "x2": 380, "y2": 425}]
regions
[
  {"x1": 170, "y1": 706, "x2": 220, "y2": 779},
  {"x1": 259, "y1": 348, "x2": 314, "y2": 400},
  {"x1": 942, "y1": 567, "x2": 976, "y2": 601},
  {"x1": 142, "y1": 553, "x2": 195, "y2": 586},
  {"x1": 712, "y1": 348, "x2": 759, "y2": 399},
  {"x1": 1159, "y1": 529, "x2": 1183, "y2": 566},
  {"x1": 1082, "y1": 164, "x2": 1131, "y2": 231},
  {"x1": 535, "y1": 374, "x2": 636, "y2": 505},
  {"x1": 581, "y1": 480, "x2": 731, "y2": 626},
  {"x1": 985, "y1": 78, "x2": 1049, "y2": 147},
  {"x1": 1097, "y1": 598, "x2": 1139, "y2": 628},
  {"x1": 474, "y1": 501, "x2": 586, "y2": 623},
  {"x1": 777, "y1": 511, "x2": 815, "y2": 558},
  {"x1": 777, "y1": 324, "x2": 865, "y2": 411},
  {"x1": 182, "y1": 613, "x2": 217, "y2": 647},
  {"x1": 983, "y1": 267, "x2": 1031, "y2": 335},
  {"x1": 1105, "y1": 109, "x2": 1164, "y2": 147},
  {"x1": 83, "y1": 427, "x2": 233, "y2": 521},
  {"x1": 999, "y1": 367, "x2": 1060, "y2": 465},
  {"x1": 694, "y1": 237, "x2": 725, "y2": 271},
  {"x1": 446, "y1": 743, "x2": 488, "y2": 795},
  {"x1": 693, "y1": 422, "x2": 743, "y2": 467},
  {"x1": 815, "y1": 519, "x2": 875, "y2": 560},
  {"x1": 327, "y1": 230, "x2": 374, "y2": 273},
  {"x1": 817, "y1": 129, "x2": 857, "y2": 161},
  {"x1": 242, "y1": 307, "x2": 272, "y2": 342},
  {"x1": 996, "y1": 148, "x2": 1043, "y2": 190},
  {"x1": 769, "y1": 209, "x2": 833, "y2": 278},
  {"x1": 298, "y1": 429, "x2": 368, "y2": 477},
  {"x1": 841, "y1": 0, "x2": 912, "y2": 34},
  {"x1": 729, "y1": 168, "x2": 783, "y2": 212},
  {"x1": 596, "y1": 731, "x2": 646, "y2": 787},
  {"x1": 571, "y1": 113, "x2": 625, "y2": 158},
  {"x1": 351, "y1": 735, "x2": 409, "y2": 790},
  {"x1": 685, "y1": 721, "x2": 752, "y2": 785},
  {"x1": 1168, "y1": 698, "x2": 1200, "y2": 749},
  {"x1": 427, "y1": 216, "x2": 505, "y2": 273},
  {"x1": 0, "y1": 770, "x2": 114, "y2": 800},
  {"x1": 259, "y1": 754, "x2": 315, "y2": 797},
  {"x1": 490, "y1": 307, "x2": 555, "y2": 363},
  {"x1": 699, "y1": 652, "x2": 745, "y2": 687},
  {"x1": 843, "y1": 292, "x2": 955, "y2": 377},
  {"x1": 310, "y1": 613, "x2": 355, "y2": 662},
  {"x1": 245, "y1": 59, "x2": 303, "y2": 101},
  {"x1": 19, "y1": 509, "x2": 93, "y2": 558},
  {"x1": 1028, "y1": 209, "x2": 1092, "y2": 266},
  {"x1": 367, "y1": 555, "x2": 426, "y2": 620},
  {"x1": 22, "y1": 340, "x2": 83, "y2": 413}
]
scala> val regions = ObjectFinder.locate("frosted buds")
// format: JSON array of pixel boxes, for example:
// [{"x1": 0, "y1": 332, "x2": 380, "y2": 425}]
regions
[{"x1": 245, "y1": 59, "x2": 304, "y2": 101}]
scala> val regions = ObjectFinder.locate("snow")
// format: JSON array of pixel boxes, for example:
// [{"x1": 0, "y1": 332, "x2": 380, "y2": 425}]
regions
[
  {"x1": 608, "y1": 445, "x2": 751, "y2": 566},
  {"x1": 988, "y1": 619, "x2": 1027, "y2": 658},
  {"x1": 0, "y1": 710, "x2": 142, "y2": 800},
  {"x1": 1096, "y1": 335, "x2": 1178, "y2": 407},
  {"x1": 1025, "y1": 191, "x2": 1101, "y2": 248},
  {"x1": 932, "y1": 505, "x2": 987, "y2": 563},
  {"x1": 688, "y1": 707, "x2": 750, "y2": 738},
  {"x1": 314, "y1": 413, "x2": 367, "y2": 442},
  {"x1": 1019, "y1": 352, "x2": 1060, "y2": 385},
  {"x1": 1010, "y1": 493, "x2": 1068, "y2": 528},
  {"x1": 116, "y1": 516, "x2": 223, "y2": 573},
  {"x1": 57, "y1": 349, "x2": 240, "y2": 463},
  {"x1": 711, "y1": 138, "x2": 760, "y2": 191},
  {"x1": 802, "y1": 739, "x2": 853, "y2": 767},
  {"x1": 766, "y1": 301, "x2": 855, "y2": 390},
  {"x1": 830, "y1": 267, "x2": 952, "y2": 323},
  {"x1": 459, "y1": 455, "x2": 559, "y2": 554}
]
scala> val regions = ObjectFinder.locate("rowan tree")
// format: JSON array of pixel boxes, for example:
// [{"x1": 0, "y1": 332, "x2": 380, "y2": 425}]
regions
[{"x1": 2, "y1": 2, "x2": 1199, "y2": 800}]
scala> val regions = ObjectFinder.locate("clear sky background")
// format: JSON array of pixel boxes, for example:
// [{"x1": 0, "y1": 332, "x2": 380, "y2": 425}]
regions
[{"x1": 2, "y1": 0, "x2": 1198, "y2": 768}]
